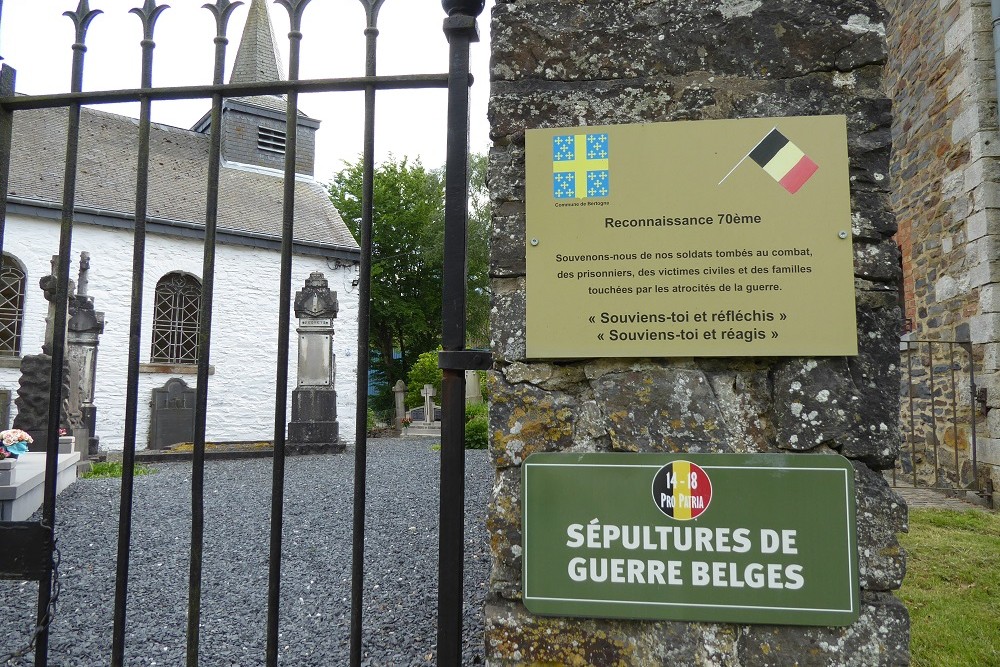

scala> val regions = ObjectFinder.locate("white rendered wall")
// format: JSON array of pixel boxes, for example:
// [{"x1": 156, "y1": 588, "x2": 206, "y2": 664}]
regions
[{"x1": 1, "y1": 213, "x2": 359, "y2": 450}]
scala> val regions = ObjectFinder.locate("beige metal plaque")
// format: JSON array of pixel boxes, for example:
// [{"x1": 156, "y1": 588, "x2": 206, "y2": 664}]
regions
[{"x1": 526, "y1": 115, "x2": 857, "y2": 358}]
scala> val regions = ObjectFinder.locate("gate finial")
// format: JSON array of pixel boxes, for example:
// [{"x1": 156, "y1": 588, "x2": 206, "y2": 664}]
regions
[
  {"x1": 63, "y1": 0, "x2": 103, "y2": 47},
  {"x1": 203, "y1": 0, "x2": 244, "y2": 39},
  {"x1": 357, "y1": 0, "x2": 386, "y2": 29},
  {"x1": 274, "y1": 0, "x2": 311, "y2": 32},
  {"x1": 129, "y1": 0, "x2": 169, "y2": 42}
]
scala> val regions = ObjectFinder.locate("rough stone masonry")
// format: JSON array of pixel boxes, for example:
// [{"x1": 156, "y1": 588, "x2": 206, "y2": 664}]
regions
[{"x1": 486, "y1": 1, "x2": 908, "y2": 665}]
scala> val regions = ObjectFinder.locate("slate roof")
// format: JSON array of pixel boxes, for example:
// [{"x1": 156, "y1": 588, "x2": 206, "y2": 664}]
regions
[{"x1": 8, "y1": 105, "x2": 359, "y2": 255}]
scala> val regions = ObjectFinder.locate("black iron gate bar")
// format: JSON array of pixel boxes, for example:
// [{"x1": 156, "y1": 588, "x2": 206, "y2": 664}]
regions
[{"x1": 0, "y1": 0, "x2": 486, "y2": 665}]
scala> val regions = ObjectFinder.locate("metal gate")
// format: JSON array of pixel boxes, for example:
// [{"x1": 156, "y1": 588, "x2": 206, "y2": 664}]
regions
[
  {"x1": 896, "y1": 339, "x2": 993, "y2": 506},
  {"x1": 0, "y1": 0, "x2": 489, "y2": 665}
]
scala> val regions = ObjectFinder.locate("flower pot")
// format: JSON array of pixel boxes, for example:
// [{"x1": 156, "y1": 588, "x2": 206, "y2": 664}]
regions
[{"x1": 0, "y1": 458, "x2": 15, "y2": 486}]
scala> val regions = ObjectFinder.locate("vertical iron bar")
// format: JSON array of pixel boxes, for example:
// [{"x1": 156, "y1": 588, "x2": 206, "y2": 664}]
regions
[
  {"x1": 930, "y1": 343, "x2": 939, "y2": 485},
  {"x1": 349, "y1": 1, "x2": 383, "y2": 664},
  {"x1": 965, "y1": 341, "x2": 979, "y2": 493},
  {"x1": 908, "y1": 341, "x2": 917, "y2": 488},
  {"x1": 37, "y1": 5, "x2": 101, "y2": 664},
  {"x1": 112, "y1": 5, "x2": 166, "y2": 665},
  {"x1": 437, "y1": 9, "x2": 479, "y2": 666},
  {"x1": 0, "y1": 65, "x2": 15, "y2": 259},
  {"x1": 950, "y1": 343, "x2": 960, "y2": 484},
  {"x1": 267, "y1": 2, "x2": 310, "y2": 664},
  {"x1": 186, "y1": 3, "x2": 240, "y2": 664}
]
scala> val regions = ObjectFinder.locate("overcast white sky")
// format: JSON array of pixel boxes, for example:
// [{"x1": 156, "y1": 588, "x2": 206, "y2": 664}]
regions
[{"x1": 0, "y1": 0, "x2": 493, "y2": 182}]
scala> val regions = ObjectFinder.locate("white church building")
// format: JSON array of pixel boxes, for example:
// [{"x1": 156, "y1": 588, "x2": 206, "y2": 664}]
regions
[{"x1": 0, "y1": 0, "x2": 360, "y2": 450}]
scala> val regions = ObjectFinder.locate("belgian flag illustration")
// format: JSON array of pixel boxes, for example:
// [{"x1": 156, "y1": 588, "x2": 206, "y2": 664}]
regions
[
  {"x1": 747, "y1": 128, "x2": 819, "y2": 194},
  {"x1": 654, "y1": 461, "x2": 712, "y2": 520}
]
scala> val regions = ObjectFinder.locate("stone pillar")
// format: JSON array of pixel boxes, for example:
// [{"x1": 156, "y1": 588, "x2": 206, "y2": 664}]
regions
[
  {"x1": 393, "y1": 379, "x2": 407, "y2": 432},
  {"x1": 67, "y1": 252, "x2": 105, "y2": 456},
  {"x1": 486, "y1": 2, "x2": 907, "y2": 665},
  {"x1": 287, "y1": 272, "x2": 343, "y2": 453}
]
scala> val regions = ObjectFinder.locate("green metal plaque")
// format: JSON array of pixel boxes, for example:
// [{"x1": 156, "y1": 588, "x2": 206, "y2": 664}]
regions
[{"x1": 522, "y1": 453, "x2": 859, "y2": 626}]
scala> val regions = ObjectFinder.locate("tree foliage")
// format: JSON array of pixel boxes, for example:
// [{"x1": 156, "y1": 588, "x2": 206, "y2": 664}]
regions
[{"x1": 328, "y1": 154, "x2": 490, "y2": 401}]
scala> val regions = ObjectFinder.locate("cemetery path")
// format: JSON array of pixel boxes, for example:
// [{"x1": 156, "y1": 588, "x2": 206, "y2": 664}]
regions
[{"x1": 0, "y1": 437, "x2": 490, "y2": 667}]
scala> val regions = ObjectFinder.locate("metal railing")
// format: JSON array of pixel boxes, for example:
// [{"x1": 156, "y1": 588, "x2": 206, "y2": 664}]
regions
[
  {"x1": 896, "y1": 339, "x2": 992, "y2": 506},
  {"x1": 0, "y1": 1, "x2": 488, "y2": 665}
]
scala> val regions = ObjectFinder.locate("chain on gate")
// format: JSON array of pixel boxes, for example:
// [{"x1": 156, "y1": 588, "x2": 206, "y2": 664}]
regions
[{"x1": 0, "y1": 1, "x2": 488, "y2": 665}]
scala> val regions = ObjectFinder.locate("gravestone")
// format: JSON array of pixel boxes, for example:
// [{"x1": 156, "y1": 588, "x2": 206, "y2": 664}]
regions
[
  {"x1": 465, "y1": 370, "x2": 483, "y2": 405},
  {"x1": 421, "y1": 384, "x2": 436, "y2": 425},
  {"x1": 13, "y1": 255, "x2": 75, "y2": 450},
  {"x1": 67, "y1": 252, "x2": 105, "y2": 455},
  {"x1": 286, "y1": 272, "x2": 342, "y2": 453},
  {"x1": 149, "y1": 378, "x2": 196, "y2": 449},
  {"x1": 393, "y1": 379, "x2": 406, "y2": 432},
  {"x1": 486, "y1": 1, "x2": 907, "y2": 664},
  {"x1": 0, "y1": 389, "x2": 9, "y2": 429}
]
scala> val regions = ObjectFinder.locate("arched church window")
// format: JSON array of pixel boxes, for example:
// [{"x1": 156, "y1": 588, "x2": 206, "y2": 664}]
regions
[
  {"x1": 150, "y1": 272, "x2": 201, "y2": 364},
  {"x1": 0, "y1": 254, "x2": 26, "y2": 357}
]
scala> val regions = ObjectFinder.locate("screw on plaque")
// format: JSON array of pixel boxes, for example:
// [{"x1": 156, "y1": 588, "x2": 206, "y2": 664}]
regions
[
  {"x1": 838, "y1": 231, "x2": 848, "y2": 239},
  {"x1": 530, "y1": 238, "x2": 539, "y2": 246}
]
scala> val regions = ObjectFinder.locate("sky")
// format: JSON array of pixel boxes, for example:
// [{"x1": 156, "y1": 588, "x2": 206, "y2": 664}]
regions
[{"x1": 0, "y1": 0, "x2": 494, "y2": 182}]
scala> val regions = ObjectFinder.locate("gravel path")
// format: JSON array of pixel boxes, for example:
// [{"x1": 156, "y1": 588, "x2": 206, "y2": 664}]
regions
[{"x1": 0, "y1": 438, "x2": 493, "y2": 666}]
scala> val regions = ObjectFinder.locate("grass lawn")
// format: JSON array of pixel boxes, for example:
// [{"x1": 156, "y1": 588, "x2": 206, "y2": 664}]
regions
[{"x1": 898, "y1": 508, "x2": 1000, "y2": 667}]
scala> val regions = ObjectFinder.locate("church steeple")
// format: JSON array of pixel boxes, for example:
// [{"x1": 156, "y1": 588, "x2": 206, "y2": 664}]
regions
[
  {"x1": 229, "y1": 0, "x2": 285, "y2": 85},
  {"x1": 191, "y1": 0, "x2": 319, "y2": 176}
]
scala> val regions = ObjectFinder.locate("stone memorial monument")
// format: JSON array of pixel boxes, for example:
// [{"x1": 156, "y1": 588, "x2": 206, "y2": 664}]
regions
[
  {"x1": 393, "y1": 379, "x2": 407, "y2": 432},
  {"x1": 287, "y1": 272, "x2": 342, "y2": 453},
  {"x1": 485, "y1": 1, "x2": 908, "y2": 664},
  {"x1": 13, "y1": 255, "x2": 77, "y2": 451},
  {"x1": 67, "y1": 252, "x2": 105, "y2": 455}
]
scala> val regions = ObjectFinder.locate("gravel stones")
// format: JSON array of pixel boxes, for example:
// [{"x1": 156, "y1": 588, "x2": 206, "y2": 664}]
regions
[{"x1": 0, "y1": 439, "x2": 491, "y2": 666}]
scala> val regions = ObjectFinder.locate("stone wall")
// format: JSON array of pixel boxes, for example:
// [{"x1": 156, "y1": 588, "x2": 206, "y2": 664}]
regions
[
  {"x1": 886, "y1": 0, "x2": 1000, "y2": 489},
  {"x1": 487, "y1": 1, "x2": 908, "y2": 664}
]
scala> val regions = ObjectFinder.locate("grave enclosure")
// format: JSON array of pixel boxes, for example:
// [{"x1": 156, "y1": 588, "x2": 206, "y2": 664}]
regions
[{"x1": 485, "y1": 0, "x2": 908, "y2": 664}]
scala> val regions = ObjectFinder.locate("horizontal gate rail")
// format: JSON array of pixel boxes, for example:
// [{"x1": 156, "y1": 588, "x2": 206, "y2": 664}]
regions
[{"x1": 0, "y1": 74, "x2": 452, "y2": 110}]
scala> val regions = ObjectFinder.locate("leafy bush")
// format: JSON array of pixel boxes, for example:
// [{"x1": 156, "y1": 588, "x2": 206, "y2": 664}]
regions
[
  {"x1": 464, "y1": 402, "x2": 489, "y2": 450},
  {"x1": 465, "y1": 402, "x2": 488, "y2": 421},
  {"x1": 366, "y1": 407, "x2": 377, "y2": 433},
  {"x1": 406, "y1": 349, "x2": 443, "y2": 409}
]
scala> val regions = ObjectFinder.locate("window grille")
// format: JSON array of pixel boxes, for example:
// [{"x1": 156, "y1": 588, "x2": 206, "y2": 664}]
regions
[
  {"x1": 258, "y1": 126, "x2": 286, "y2": 154},
  {"x1": 150, "y1": 272, "x2": 201, "y2": 364},
  {"x1": 0, "y1": 255, "x2": 25, "y2": 357}
]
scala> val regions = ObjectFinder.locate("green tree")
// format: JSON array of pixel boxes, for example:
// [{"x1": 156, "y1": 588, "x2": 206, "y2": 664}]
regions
[
  {"x1": 329, "y1": 156, "x2": 445, "y2": 394},
  {"x1": 465, "y1": 152, "x2": 491, "y2": 348},
  {"x1": 329, "y1": 154, "x2": 491, "y2": 402}
]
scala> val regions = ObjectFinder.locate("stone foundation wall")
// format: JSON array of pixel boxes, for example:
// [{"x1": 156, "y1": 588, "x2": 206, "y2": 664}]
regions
[{"x1": 486, "y1": 1, "x2": 908, "y2": 664}]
